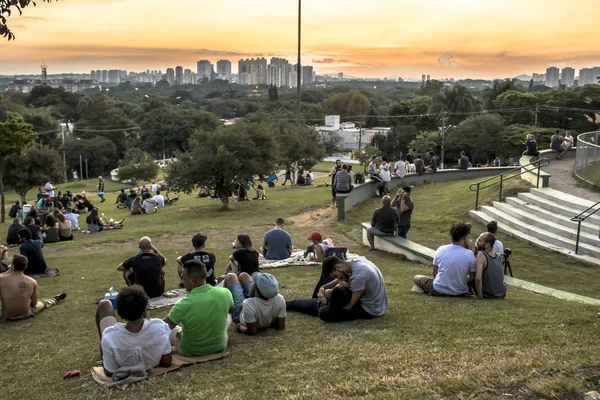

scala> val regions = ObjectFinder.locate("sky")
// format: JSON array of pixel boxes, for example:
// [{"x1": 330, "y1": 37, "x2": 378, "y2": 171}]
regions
[{"x1": 1, "y1": 0, "x2": 600, "y2": 79}]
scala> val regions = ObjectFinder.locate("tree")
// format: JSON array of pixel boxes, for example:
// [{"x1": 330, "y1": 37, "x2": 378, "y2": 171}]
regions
[
  {"x1": 165, "y1": 122, "x2": 279, "y2": 210},
  {"x1": 352, "y1": 145, "x2": 379, "y2": 172},
  {"x1": 493, "y1": 90, "x2": 539, "y2": 125},
  {"x1": 117, "y1": 149, "x2": 159, "y2": 185},
  {"x1": 4, "y1": 147, "x2": 63, "y2": 203},
  {"x1": 429, "y1": 85, "x2": 479, "y2": 124},
  {"x1": 64, "y1": 136, "x2": 118, "y2": 178},
  {"x1": 268, "y1": 85, "x2": 279, "y2": 101},
  {"x1": 0, "y1": 113, "x2": 37, "y2": 222},
  {"x1": 408, "y1": 131, "x2": 440, "y2": 156},
  {"x1": 323, "y1": 90, "x2": 371, "y2": 118},
  {"x1": 1, "y1": 0, "x2": 56, "y2": 40},
  {"x1": 481, "y1": 79, "x2": 520, "y2": 110},
  {"x1": 22, "y1": 108, "x2": 59, "y2": 145},
  {"x1": 277, "y1": 124, "x2": 326, "y2": 184},
  {"x1": 447, "y1": 114, "x2": 505, "y2": 163}
]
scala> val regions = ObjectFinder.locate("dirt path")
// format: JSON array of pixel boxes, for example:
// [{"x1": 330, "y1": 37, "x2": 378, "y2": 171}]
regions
[
  {"x1": 542, "y1": 158, "x2": 599, "y2": 201},
  {"x1": 287, "y1": 206, "x2": 338, "y2": 227}
]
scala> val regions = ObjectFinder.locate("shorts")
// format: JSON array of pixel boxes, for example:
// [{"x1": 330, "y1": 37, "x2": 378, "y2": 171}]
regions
[
  {"x1": 100, "y1": 316, "x2": 117, "y2": 334},
  {"x1": 331, "y1": 187, "x2": 337, "y2": 197},
  {"x1": 367, "y1": 227, "x2": 393, "y2": 237},
  {"x1": 228, "y1": 282, "x2": 252, "y2": 324},
  {"x1": 370, "y1": 174, "x2": 382, "y2": 182}
]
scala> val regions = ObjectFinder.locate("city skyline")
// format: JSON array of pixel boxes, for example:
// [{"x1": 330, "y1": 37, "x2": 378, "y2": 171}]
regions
[{"x1": 1, "y1": 0, "x2": 600, "y2": 79}]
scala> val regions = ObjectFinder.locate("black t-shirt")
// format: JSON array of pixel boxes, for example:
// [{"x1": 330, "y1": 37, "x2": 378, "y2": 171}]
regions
[
  {"x1": 233, "y1": 248, "x2": 260, "y2": 276},
  {"x1": 8, "y1": 204, "x2": 19, "y2": 219},
  {"x1": 372, "y1": 206, "x2": 399, "y2": 234},
  {"x1": 526, "y1": 139, "x2": 538, "y2": 154},
  {"x1": 19, "y1": 240, "x2": 47, "y2": 275},
  {"x1": 7, "y1": 224, "x2": 23, "y2": 245},
  {"x1": 123, "y1": 253, "x2": 166, "y2": 298},
  {"x1": 26, "y1": 224, "x2": 42, "y2": 241},
  {"x1": 180, "y1": 251, "x2": 216, "y2": 286}
]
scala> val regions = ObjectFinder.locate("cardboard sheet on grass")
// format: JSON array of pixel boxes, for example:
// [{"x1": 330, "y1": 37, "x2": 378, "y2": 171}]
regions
[
  {"x1": 91, "y1": 351, "x2": 228, "y2": 388},
  {"x1": 147, "y1": 250, "x2": 359, "y2": 310}
]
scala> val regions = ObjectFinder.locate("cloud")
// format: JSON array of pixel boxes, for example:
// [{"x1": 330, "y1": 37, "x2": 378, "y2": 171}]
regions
[
  {"x1": 312, "y1": 58, "x2": 348, "y2": 64},
  {"x1": 195, "y1": 49, "x2": 242, "y2": 56},
  {"x1": 438, "y1": 53, "x2": 460, "y2": 67}
]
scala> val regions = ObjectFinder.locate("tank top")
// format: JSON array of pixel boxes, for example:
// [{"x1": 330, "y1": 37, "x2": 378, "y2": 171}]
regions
[{"x1": 482, "y1": 252, "x2": 506, "y2": 298}]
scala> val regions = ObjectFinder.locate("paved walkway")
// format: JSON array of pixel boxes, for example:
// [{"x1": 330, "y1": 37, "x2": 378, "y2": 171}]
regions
[{"x1": 542, "y1": 158, "x2": 599, "y2": 202}]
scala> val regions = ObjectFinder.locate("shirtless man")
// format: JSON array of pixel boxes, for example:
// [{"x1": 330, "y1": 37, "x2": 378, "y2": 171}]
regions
[{"x1": 0, "y1": 254, "x2": 66, "y2": 321}]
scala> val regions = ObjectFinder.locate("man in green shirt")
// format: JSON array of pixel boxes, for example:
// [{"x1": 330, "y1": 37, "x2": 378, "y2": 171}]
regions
[{"x1": 164, "y1": 260, "x2": 233, "y2": 356}]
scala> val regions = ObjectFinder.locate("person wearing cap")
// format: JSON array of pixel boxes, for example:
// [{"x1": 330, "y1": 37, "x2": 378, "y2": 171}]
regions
[
  {"x1": 97, "y1": 177, "x2": 106, "y2": 203},
  {"x1": 117, "y1": 237, "x2": 166, "y2": 298},
  {"x1": 223, "y1": 272, "x2": 286, "y2": 335},
  {"x1": 176, "y1": 234, "x2": 217, "y2": 287},
  {"x1": 36, "y1": 196, "x2": 55, "y2": 212},
  {"x1": 262, "y1": 218, "x2": 292, "y2": 260},
  {"x1": 304, "y1": 232, "x2": 334, "y2": 262}
]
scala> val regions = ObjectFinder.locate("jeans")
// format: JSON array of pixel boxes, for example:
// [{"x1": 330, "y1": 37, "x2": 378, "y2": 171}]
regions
[
  {"x1": 318, "y1": 302, "x2": 376, "y2": 323},
  {"x1": 227, "y1": 282, "x2": 253, "y2": 323},
  {"x1": 286, "y1": 298, "x2": 321, "y2": 316},
  {"x1": 397, "y1": 224, "x2": 411, "y2": 239}
]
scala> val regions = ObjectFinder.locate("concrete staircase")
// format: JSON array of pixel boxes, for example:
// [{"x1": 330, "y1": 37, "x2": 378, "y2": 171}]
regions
[{"x1": 470, "y1": 187, "x2": 600, "y2": 266}]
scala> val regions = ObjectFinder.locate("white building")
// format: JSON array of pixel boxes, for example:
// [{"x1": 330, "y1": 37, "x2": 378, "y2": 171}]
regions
[
  {"x1": 545, "y1": 66, "x2": 560, "y2": 87},
  {"x1": 196, "y1": 60, "x2": 212, "y2": 81},
  {"x1": 316, "y1": 115, "x2": 391, "y2": 151},
  {"x1": 216, "y1": 60, "x2": 232, "y2": 81}
]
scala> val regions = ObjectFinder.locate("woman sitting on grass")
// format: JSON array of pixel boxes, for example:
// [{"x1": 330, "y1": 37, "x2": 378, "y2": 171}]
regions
[
  {"x1": 130, "y1": 195, "x2": 144, "y2": 215},
  {"x1": 54, "y1": 211, "x2": 73, "y2": 241},
  {"x1": 41, "y1": 215, "x2": 60, "y2": 244},
  {"x1": 85, "y1": 210, "x2": 124, "y2": 233},
  {"x1": 253, "y1": 185, "x2": 266, "y2": 200},
  {"x1": 225, "y1": 235, "x2": 260, "y2": 276}
]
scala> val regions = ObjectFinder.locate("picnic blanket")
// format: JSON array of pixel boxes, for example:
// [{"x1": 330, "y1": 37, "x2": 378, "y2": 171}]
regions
[
  {"x1": 147, "y1": 289, "x2": 187, "y2": 310},
  {"x1": 91, "y1": 350, "x2": 229, "y2": 388}
]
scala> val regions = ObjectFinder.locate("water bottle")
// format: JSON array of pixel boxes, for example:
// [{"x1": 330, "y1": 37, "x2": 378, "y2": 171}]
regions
[{"x1": 104, "y1": 287, "x2": 117, "y2": 308}]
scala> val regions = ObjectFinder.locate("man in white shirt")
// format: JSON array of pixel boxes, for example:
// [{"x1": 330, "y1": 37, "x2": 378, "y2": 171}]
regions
[
  {"x1": 562, "y1": 131, "x2": 574, "y2": 150},
  {"x1": 151, "y1": 182, "x2": 158, "y2": 193},
  {"x1": 412, "y1": 223, "x2": 476, "y2": 296},
  {"x1": 153, "y1": 190, "x2": 165, "y2": 209},
  {"x1": 142, "y1": 193, "x2": 159, "y2": 214},
  {"x1": 45, "y1": 181, "x2": 55, "y2": 199},
  {"x1": 394, "y1": 158, "x2": 406, "y2": 178},
  {"x1": 64, "y1": 208, "x2": 79, "y2": 231},
  {"x1": 95, "y1": 285, "x2": 172, "y2": 377},
  {"x1": 486, "y1": 220, "x2": 504, "y2": 255}
]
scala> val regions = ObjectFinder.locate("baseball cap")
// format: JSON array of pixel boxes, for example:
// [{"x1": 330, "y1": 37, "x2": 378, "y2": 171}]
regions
[
  {"x1": 192, "y1": 234, "x2": 207, "y2": 248},
  {"x1": 44, "y1": 197, "x2": 53, "y2": 205},
  {"x1": 254, "y1": 273, "x2": 279, "y2": 299},
  {"x1": 307, "y1": 232, "x2": 322, "y2": 241}
]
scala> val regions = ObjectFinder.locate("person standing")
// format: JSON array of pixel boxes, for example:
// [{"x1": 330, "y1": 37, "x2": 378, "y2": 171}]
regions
[
  {"x1": 329, "y1": 160, "x2": 342, "y2": 208},
  {"x1": 473, "y1": 233, "x2": 507, "y2": 299},
  {"x1": 98, "y1": 177, "x2": 106, "y2": 203},
  {"x1": 366, "y1": 196, "x2": 399, "y2": 252},
  {"x1": 391, "y1": 187, "x2": 414, "y2": 239},
  {"x1": 262, "y1": 218, "x2": 293, "y2": 260},
  {"x1": 72, "y1": 170, "x2": 78, "y2": 181},
  {"x1": 45, "y1": 181, "x2": 55, "y2": 199},
  {"x1": 282, "y1": 168, "x2": 293, "y2": 186},
  {"x1": 151, "y1": 182, "x2": 158, "y2": 193}
]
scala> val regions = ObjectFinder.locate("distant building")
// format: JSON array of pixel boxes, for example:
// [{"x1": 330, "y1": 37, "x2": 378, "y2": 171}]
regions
[
  {"x1": 579, "y1": 68, "x2": 592, "y2": 85},
  {"x1": 184, "y1": 68, "x2": 193, "y2": 84},
  {"x1": 197, "y1": 60, "x2": 212, "y2": 81},
  {"x1": 175, "y1": 66, "x2": 183, "y2": 85},
  {"x1": 421, "y1": 74, "x2": 426, "y2": 84},
  {"x1": 561, "y1": 67, "x2": 575, "y2": 87},
  {"x1": 238, "y1": 58, "x2": 268, "y2": 85},
  {"x1": 8, "y1": 79, "x2": 100, "y2": 93},
  {"x1": 302, "y1": 65, "x2": 314, "y2": 85},
  {"x1": 166, "y1": 68, "x2": 175, "y2": 85},
  {"x1": 532, "y1": 73, "x2": 546, "y2": 83},
  {"x1": 268, "y1": 57, "x2": 290, "y2": 87},
  {"x1": 426, "y1": 74, "x2": 431, "y2": 81},
  {"x1": 545, "y1": 66, "x2": 560, "y2": 87},
  {"x1": 216, "y1": 60, "x2": 232, "y2": 81},
  {"x1": 316, "y1": 116, "x2": 391, "y2": 151}
]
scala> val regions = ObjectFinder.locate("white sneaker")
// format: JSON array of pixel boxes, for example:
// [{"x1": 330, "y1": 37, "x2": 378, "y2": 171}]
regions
[
  {"x1": 375, "y1": 189, "x2": 380, "y2": 196},
  {"x1": 411, "y1": 285, "x2": 425, "y2": 294}
]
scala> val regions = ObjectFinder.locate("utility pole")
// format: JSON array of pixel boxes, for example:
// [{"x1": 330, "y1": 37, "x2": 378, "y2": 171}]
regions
[
  {"x1": 85, "y1": 158, "x2": 89, "y2": 179},
  {"x1": 79, "y1": 154, "x2": 83, "y2": 181},
  {"x1": 296, "y1": 0, "x2": 302, "y2": 129},
  {"x1": 437, "y1": 111, "x2": 450, "y2": 169},
  {"x1": 534, "y1": 104, "x2": 539, "y2": 127},
  {"x1": 61, "y1": 125, "x2": 68, "y2": 183}
]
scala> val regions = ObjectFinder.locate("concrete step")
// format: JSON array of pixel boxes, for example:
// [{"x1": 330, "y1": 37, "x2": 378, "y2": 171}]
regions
[
  {"x1": 530, "y1": 187, "x2": 600, "y2": 217},
  {"x1": 469, "y1": 209, "x2": 600, "y2": 267},
  {"x1": 492, "y1": 201, "x2": 600, "y2": 247},
  {"x1": 517, "y1": 192, "x2": 600, "y2": 226},
  {"x1": 477, "y1": 205, "x2": 600, "y2": 259},
  {"x1": 505, "y1": 197, "x2": 598, "y2": 236}
]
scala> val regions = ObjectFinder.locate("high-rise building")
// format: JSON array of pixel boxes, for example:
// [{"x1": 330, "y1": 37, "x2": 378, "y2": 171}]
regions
[
  {"x1": 108, "y1": 69, "x2": 120, "y2": 83},
  {"x1": 545, "y1": 66, "x2": 560, "y2": 87},
  {"x1": 592, "y1": 67, "x2": 600, "y2": 85},
  {"x1": 238, "y1": 58, "x2": 268, "y2": 85},
  {"x1": 166, "y1": 68, "x2": 175, "y2": 85},
  {"x1": 302, "y1": 65, "x2": 314, "y2": 85},
  {"x1": 102, "y1": 70, "x2": 109, "y2": 83},
  {"x1": 426, "y1": 74, "x2": 431, "y2": 81},
  {"x1": 560, "y1": 67, "x2": 575, "y2": 87},
  {"x1": 421, "y1": 74, "x2": 426, "y2": 84},
  {"x1": 184, "y1": 68, "x2": 193, "y2": 84},
  {"x1": 197, "y1": 60, "x2": 212, "y2": 81},
  {"x1": 268, "y1": 57, "x2": 290, "y2": 87},
  {"x1": 579, "y1": 68, "x2": 592, "y2": 86},
  {"x1": 532, "y1": 73, "x2": 546, "y2": 83},
  {"x1": 216, "y1": 60, "x2": 232, "y2": 81},
  {"x1": 175, "y1": 66, "x2": 183, "y2": 85}
]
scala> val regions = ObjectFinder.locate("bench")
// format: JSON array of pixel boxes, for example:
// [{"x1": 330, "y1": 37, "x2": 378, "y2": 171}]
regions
[{"x1": 361, "y1": 222, "x2": 435, "y2": 265}]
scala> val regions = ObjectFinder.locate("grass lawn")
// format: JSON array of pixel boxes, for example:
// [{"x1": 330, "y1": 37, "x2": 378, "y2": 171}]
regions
[
  {"x1": 341, "y1": 177, "x2": 600, "y2": 299},
  {"x1": 311, "y1": 162, "x2": 336, "y2": 173},
  {"x1": 0, "y1": 178, "x2": 599, "y2": 399}
]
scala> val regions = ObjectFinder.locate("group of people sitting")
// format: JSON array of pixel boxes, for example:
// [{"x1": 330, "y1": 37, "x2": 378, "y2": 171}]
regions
[
  {"x1": 119, "y1": 182, "x2": 169, "y2": 215},
  {"x1": 524, "y1": 131, "x2": 574, "y2": 161},
  {"x1": 367, "y1": 152, "x2": 438, "y2": 197}
]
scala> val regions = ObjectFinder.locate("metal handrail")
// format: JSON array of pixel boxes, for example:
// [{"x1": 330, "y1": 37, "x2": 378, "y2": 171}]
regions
[
  {"x1": 569, "y1": 200, "x2": 600, "y2": 254},
  {"x1": 469, "y1": 158, "x2": 550, "y2": 210}
]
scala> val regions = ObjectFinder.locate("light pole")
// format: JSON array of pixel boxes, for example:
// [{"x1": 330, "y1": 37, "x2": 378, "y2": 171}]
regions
[
  {"x1": 61, "y1": 124, "x2": 68, "y2": 183},
  {"x1": 296, "y1": 0, "x2": 301, "y2": 128}
]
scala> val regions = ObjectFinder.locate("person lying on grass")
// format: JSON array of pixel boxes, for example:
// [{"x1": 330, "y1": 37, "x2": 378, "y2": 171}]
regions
[
  {"x1": 84, "y1": 209, "x2": 124, "y2": 233},
  {"x1": 164, "y1": 260, "x2": 233, "y2": 356},
  {"x1": 222, "y1": 272, "x2": 286, "y2": 336},
  {"x1": 117, "y1": 237, "x2": 166, "y2": 298},
  {"x1": 0, "y1": 254, "x2": 66, "y2": 321},
  {"x1": 95, "y1": 285, "x2": 172, "y2": 377}
]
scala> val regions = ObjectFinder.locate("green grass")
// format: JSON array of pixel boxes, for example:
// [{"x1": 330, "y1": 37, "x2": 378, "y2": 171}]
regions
[
  {"x1": 311, "y1": 162, "x2": 337, "y2": 173},
  {"x1": 1, "y1": 177, "x2": 600, "y2": 399},
  {"x1": 341, "y1": 177, "x2": 600, "y2": 299}
]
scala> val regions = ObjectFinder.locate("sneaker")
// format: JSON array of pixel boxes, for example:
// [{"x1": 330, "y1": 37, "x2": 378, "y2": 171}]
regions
[
  {"x1": 375, "y1": 189, "x2": 379, "y2": 196},
  {"x1": 53, "y1": 293, "x2": 67, "y2": 302},
  {"x1": 368, "y1": 248, "x2": 377, "y2": 252}
]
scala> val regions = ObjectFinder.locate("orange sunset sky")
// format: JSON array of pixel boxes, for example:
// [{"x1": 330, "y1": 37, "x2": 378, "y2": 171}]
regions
[{"x1": 1, "y1": 0, "x2": 599, "y2": 79}]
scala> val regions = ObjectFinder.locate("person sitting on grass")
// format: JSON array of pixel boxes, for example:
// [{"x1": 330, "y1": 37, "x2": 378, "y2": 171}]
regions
[
  {"x1": 116, "y1": 189, "x2": 128, "y2": 207},
  {"x1": 18, "y1": 229, "x2": 48, "y2": 275},
  {"x1": 130, "y1": 195, "x2": 144, "y2": 215},
  {"x1": 63, "y1": 208, "x2": 79, "y2": 231},
  {"x1": 85, "y1": 209, "x2": 105, "y2": 233},
  {"x1": 24, "y1": 217, "x2": 42, "y2": 241},
  {"x1": 223, "y1": 272, "x2": 286, "y2": 336},
  {"x1": 486, "y1": 220, "x2": 504, "y2": 255},
  {"x1": 412, "y1": 222, "x2": 476, "y2": 296},
  {"x1": 304, "y1": 231, "x2": 334, "y2": 262},
  {"x1": 28, "y1": 208, "x2": 41, "y2": 226},
  {"x1": 287, "y1": 255, "x2": 388, "y2": 322},
  {"x1": 473, "y1": 232, "x2": 506, "y2": 299},
  {"x1": 262, "y1": 218, "x2": 293, "y2": 260},
  {"x1": 0, "y1": 254, "x2": 66, "y2": 321},
  {"x1": 95, "y1": 285, "x2": 172, "y2": 377},
  {"x1": 366, "y1": 195, "x2": 399, "y2": 252},
  {"x1": 6, "y1": 218, "x2": 23, "y2": 246},
  {"x1": 117, "y1": 237, "x2": 166, "y2": 298},
  {"x1": 37, "y1": 197, "x2": 54, "y2": 213},
  {"x1": 225, "y1": 235, "x2": 260, "y2": 276},
  {"x1": 176, "y1": 234, "x2": 216, "y2": 288},
  {"x1": 253, "y1": 184, "x2": 267, "y2": 200},
  {"x1": 41, "y1": 215, "x2": 60, "y2": 244},
  {"x1": 0, "y1": 245, "x2": 9, "y2": 272},
  {"x1": 8, "y1": 201, "x2": 20, "y2": 219},
  {"x1": 54, "y1": 211, "x2": 73, "y2": 241},
  {"x1": 142, "y1": 192, "x2": 158, "y2": 214},
  {"x1": 164, "y1": 260, "x2": 233, "y2": 356},
  {"x1": 153, "y1": 190, "x2": 165, "y2": 209}
]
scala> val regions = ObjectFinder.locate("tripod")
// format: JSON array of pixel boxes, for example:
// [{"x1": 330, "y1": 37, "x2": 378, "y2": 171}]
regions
[{"x1": 503, "y1": 248, "x2": 513, "y2": 277}]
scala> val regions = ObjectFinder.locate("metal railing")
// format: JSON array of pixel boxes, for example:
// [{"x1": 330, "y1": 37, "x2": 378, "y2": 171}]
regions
[
  {"x1": 570, "y1": 200, "x2": 600, "y2": 254},
  {"x1": 469, "y1": 158, "x2": 550, "y2": 210},
  {"x1": 574, "y1": 131, "x2": 600, "y2": 188}
]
